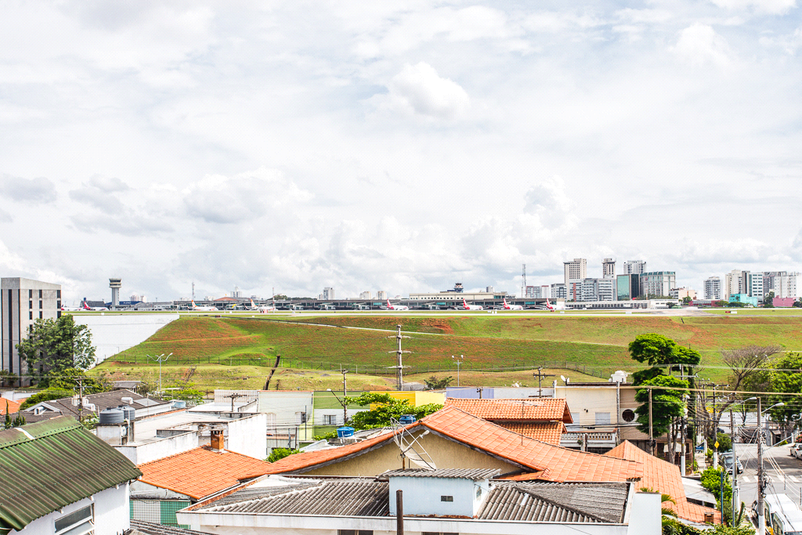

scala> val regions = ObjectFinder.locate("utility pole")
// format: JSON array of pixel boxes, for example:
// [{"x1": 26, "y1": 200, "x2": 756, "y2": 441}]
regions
[
  {"x1": 387, "y1": 326, "x2": 411, "y2": 391},
  {"x1": 76, "y1": 377, "x2": 84, "y2": 423},
  {"x1": 730, "y1": 408, "x2": 739, "y2": 518},
  {"x1": 649, "y1": 386, "x2": 654, "y2": 455},
  {"x1": 146, "y1": 353, "x2": 173, "y2": 396},
  {"x1": 342, "y1": 369, "x2": 348, "y2": 425},
  {"x1": 533, "y1": 366, "x2": 554, "y2": 398},
  {"x1": 757, "y1": 397, "x2": 765, "y2": 535},
  {"x1": 224, "y1": 392, "x2": 245, "y2": 412},
  {"x1": 521, "y1": 264, "x2": 526, "y2": 298}
]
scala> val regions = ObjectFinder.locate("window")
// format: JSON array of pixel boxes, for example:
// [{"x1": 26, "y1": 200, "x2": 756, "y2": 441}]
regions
[
  {"x1": 55, "y1": 504, "x2": 93, "y2": 535},
  {"x1": 39, "y1": 311, "x2": 43, "y2": 319},
  {"x1": 595, "y1": 412, "x2": 611, "y2": 425},
  {"x1": 29, "y1": 300, "x2": 32, "y2": 309},
  {"x1": 440, "y1": 495, "x2": 453, "y2": 502},
  {"x1": 39, "y1": 300, "x2": 42, "y2": 309},
  {"x1": 296, "y1": 412, "x2": 307, "y2": 424},
  {"x1": 622, "y1": 409, "x2": 636, "y2": 422},
  {"x1": 28, "y1": 289, "x2": 32, "y2": 298},
  {"x1": 57, "y1": 290, "x2": 61, "y2": 298},
  {"x1": 39, "y1": 289, "x2": 42, "y2": 298},
  {"x1": 29, "y1": 311, "x2": 32, "y2": 320},
  {"x1": 324, "y1": 414, "x2": 337, "y2": 425}
]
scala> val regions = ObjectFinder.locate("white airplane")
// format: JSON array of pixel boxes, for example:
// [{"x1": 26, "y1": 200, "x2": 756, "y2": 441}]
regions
[
  {"x1": 82, "y1": 300, "x2": 108, "y2": 311},
  {"x1": 545, "y1": 299, "x2": 565, "y2": 312},
  {"x1": 191, "y1": 300, "x2": 217, "y2": 312},
  {"x1": 462, "y1": 299, "x2": 483, "y2": 311},
  {"x1": 61, "y1": 304, "x2": 81, "y2": 312},
  {"x1": 386, "y1": 299, "x2": 409, "y2": 311},
  {"x1": 250, "y1": 299, "x2": 276, "y2": 313},
  {"x1": 502, "y1": 298, "x2": 523, "y2": 311}
]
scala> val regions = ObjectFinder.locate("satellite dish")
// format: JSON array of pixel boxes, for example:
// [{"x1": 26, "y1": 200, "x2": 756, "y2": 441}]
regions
[
  {"x1": 391, "y1": 418, "x2": 436, "y2": 470},
  {"x1": 560, "y1": 375, "x2": 566, "y2": 382}
]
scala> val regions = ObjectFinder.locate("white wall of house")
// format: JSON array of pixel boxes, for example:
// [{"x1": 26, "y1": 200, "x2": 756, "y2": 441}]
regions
[
  {"x1": 12, "y1": 484, "x2": 129, "y2": 535},
  {"x1": 627, "y1": 492, "x2": 660, "y2": 535},
  {"x1": 116, "y1": 431, "x2": 199, "y2": 465},
  {"x1": 226, "y1": 413, "x2": 267, "y2": 459},
  {"x1": 389, "y1": 477, "x2": 491, "y2": 518}
]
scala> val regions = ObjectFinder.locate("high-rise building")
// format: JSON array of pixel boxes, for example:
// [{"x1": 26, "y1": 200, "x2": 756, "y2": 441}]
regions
[
  {"x1": 1, "y1": 278, "x2": 62, "y2": 381},
  {"x1": 704, "y1": 276, "x2": 721, "y2": 300},
  {"x1": 746, "y1": 272, "x2": 763, "y2": 300},
  {"x1": 525, "y1": 286, "x2": 538, "y2": 298},
  {"x1": 623, "y1": 260, "x2": 646, "y2": 275},
  {"x1": 359, "y1": 291, "x2": 372, "y2": 299},
  {"x1": 322, "y1": 287, "x2": 335, "y2": 300},
  {"x1": 377, "y1": 290, "x2": 387, "y2": 300},
  {"x1": 639, "y1": 272, "x2": 676, "y2": 298},
  {"x1": 563, "y1": 258, "x2": 587, "y2": 286},
  {"x1": 617, "y1": 274, "x2": 641, "y2": 301},
  {"x1": 581, "y1": 278, "x2": 615, "y2": 302},
  {"x1": 550, "y1": 283, "x2": 567, "y2": 300},
  {"x1": 602, "y1": 258, "x2": 616, "y2": 279},
  {"x1": 763, "y1": 272, "x2": 799, "y2": 299},
  {"x1": 723, "y1": 270, "x2": 741, "y2": 301}
]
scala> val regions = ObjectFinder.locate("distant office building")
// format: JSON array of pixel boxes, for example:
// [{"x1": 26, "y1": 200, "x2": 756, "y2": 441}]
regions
[
  {"x1": 232, "y1": 286, "x2": 242, "y2": 298},
  {"x1": 616, "y1": 274, "x2": 640, "y2": 301},
  {"x1": 723, "y1": 270, "x2": 741, "y2": 301},
  {"x1": 525, "y1": 286, "x2": 537, "y2": 298},
  {"x1": 764, "y1": 272, "x2": 799, "y2": 299},
  {"x1": 746, "y1": 272, "x2": 763, "y2": 300},
  {"x1": 1, "y1": 278, "x2": 62, "y2": 381},
  {"x1": 359, "y1": 291, "x2": 372, "y2": 299},
  {"x1": 486, "y1": 286, "x2": 494, "y2": 293},
  {"x1": 623, "y1": 260, "x2": 646, "y2": 275},
  {"x1": 322, "y1": 287, "x2": 335, "y2": 300},
  {"x1": 567, "y1": 281, "x2": 583, "y2": 302},
  {"x1": 539, "y1": 285, "x2": 551, "y2": 299},
  {"x1": 704, "y1": 277, "x2": 721, "y2": 300},
  {"x1": 581, "y1": 278, "x2": 615, "y2": 302},
  {"x1": 602, "y1": 258, "x2": 616, "y2": 279},
  {"x1": 639, "y1": 272, "x2": 676, "y2": 298},
  {"x1": 563, "y1": 258, "x2": 587, "y2": 286},
  {"x1": 377, "y1": 290, "x2": 387, "y2": 300},
  {"x1": 550, "y1": 283, "x2": 567, "y2": 300},
  {"x1": 670, "y1": 287, "x2": 697, "y2": 300}
]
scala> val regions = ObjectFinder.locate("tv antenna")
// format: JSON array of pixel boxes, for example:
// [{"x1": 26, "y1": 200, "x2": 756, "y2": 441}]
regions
[
  {"x1": 387, "y1": 325, "x2": 412, "y2": 390},
  {"x1": 521, "y1": 264, "x2": 526, "y2": 298},
  {"x1": 391, "y1": 418, "x2": 436, "y2": 470}
]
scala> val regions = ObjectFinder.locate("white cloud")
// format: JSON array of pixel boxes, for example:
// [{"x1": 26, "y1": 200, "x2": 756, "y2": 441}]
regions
[
  {"x1": 0, "y1": 174, "x2": 57, "y2": 204},
  {"x1": 671, "y1": 23, "x2": 735, "y2": 67},
  {"x1": 708, "y1": 0, "x2": 796, "y2": 15},
  {"x1": 384, "y1": 62, "x2": 469, "y2": 119}
]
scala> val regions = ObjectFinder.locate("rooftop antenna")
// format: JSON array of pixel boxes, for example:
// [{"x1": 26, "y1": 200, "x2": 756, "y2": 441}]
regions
[
  {"x1": 192, "y1": 282, "x2": 195, "y2": 302},
  {"x1": 387, "y1": 325, "x2": 412, "y2": 390},
  {"x1": 391, "y1": 418, "x2": 436, "y2": 470},
  {"x1": 521, "y1": 264, "x2": 527, "y2": 298}
]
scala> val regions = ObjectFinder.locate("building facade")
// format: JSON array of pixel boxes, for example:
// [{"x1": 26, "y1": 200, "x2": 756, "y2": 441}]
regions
[
  {"x1": 639, "y1": 272, "x2": 676, "y2": 298},
  {"x1": 602, "y1": 258, "x2": 616, "y2": 279},
  {"x1": 704, "y1": 276, "x2": 721, "y2": 300},
  {"x1": 1, "y1": 278, "x2": 62, "y2": 381},
  {"x1": 563, "y1": 258, "x2": 587, "y2": 286},
  {"x1": 550, "y1": 283, "x2": 567, "y2": 299},
  {"x1": 617, "y1": 274, "x2": 640, "y2": 301},
  {"x1": 623, "y1": 260, "x2": 646, "y2": 275}
]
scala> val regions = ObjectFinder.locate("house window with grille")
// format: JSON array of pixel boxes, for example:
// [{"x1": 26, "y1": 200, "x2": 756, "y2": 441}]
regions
[
  {"x1": 55, "y1": 504, "x2": 93, "y2": 535},
  {"x1": 324, "y1": 414, "x2": 337, "y2": 425}
]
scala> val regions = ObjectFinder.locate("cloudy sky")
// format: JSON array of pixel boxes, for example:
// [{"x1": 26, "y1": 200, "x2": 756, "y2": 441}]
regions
[{"x1": 2, "y1": 0, "x2": 802, "y2": 302}]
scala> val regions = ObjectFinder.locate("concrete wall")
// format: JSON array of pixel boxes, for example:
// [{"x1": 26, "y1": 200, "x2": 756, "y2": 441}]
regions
[
  {"x1": 226, "y1": 413, "x2": 267, "y2": 459},
  {"x1": 554, "y1": 385, "x2": 619, "y2": 428},
  {"x1": 74, "y1": 313, "x2": 179, "y2": 365},
  {"x1": 302, "y1": 431, "x2": 519, "y2": 477},
  {"x1": 389, "y1": 477, "x2": 490, "y2": 517},
  {"x1": 116, "y1": 431, "x2": 199, "y2": 465},
  {"x1": 257, "y1": 391, "x2": 314, "y2": 441},
  {"x1": 627, "y1": 492, "x2": 661, "y2": 535},
  {"x1": 13, "y1": 484, "x2": 129, "y2": 535}
]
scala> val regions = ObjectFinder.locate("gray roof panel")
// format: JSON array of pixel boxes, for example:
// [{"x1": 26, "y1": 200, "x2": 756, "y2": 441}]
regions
[{"x1": 382, "y1": 468, "x2": 501, "y2": 480}]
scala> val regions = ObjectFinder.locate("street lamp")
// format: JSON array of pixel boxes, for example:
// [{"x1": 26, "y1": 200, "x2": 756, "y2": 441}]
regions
[
  {"x1": 727, "y1": 396, "x2": 756, "y2": 521},
  {"x1": 451, "y1": 355, "x2": 464, "y2": 387},
  {"x1": 146, "y1": 352, "x2": 172, "y2": 396}
]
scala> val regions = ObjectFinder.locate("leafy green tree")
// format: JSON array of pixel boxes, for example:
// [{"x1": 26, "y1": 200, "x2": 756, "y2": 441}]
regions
[
  {"x1": 629, "y1": 334, "x2": 678, "y2": 367},
  {"x1": 19, "y1": 388, "x2": 74, "y2": 410},
  {"x1": 267, "y1": 448, "x2": 300, "y2": 463},
  {"x1": 423, "y1": 376, "x2": 454, "y2": 390},
  {"x1": 17, "y1": 315, "x2": 96, "y2": 385},
  {"x1": 342, "y1": 393, "x2": 442, "y2": 431},
  {"x1": 48, "y1": 368, "x2": 108, "y2": 394},
  {"x1": 763, "y1": 291, "x2": 775, "y2": 308},
  {"x1": 168, "y1": 386, "x2": 205, "y2": 405},
  {"x1": 635, "y1": 375, "x2": 689, "y2": 436},
  {"x1": 768, "y1": 352, "x2": 802, "y2": 435}
]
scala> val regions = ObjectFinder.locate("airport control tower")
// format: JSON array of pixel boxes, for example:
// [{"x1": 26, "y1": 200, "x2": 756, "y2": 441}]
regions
[{"x1": 109, "y1": 277, "x2": 122, "y2": 307}]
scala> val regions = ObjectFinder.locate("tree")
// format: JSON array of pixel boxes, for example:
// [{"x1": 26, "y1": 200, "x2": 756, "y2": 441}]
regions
[
  {"x1": 635, "y1": 375, "x2": 689, "y2": 436},
  {"x1": 342, "y1": 393, "x2": 441, "y2": 431},
  {"x1": 423, "y1": 376, "x2": 454, "y2": 390},
  {"x1": 715, "y1": 345, "x2": 780, "y2": 428},
  {"x1": 763, "y1": 291, "x2": 775, "y2": 308},
  {"x1": 16, "y1": 315, "x2": 96, "y2": 385},
  {"x1": 19, "y1": 388, "x2": 74, "y2": 410},
  {"x1": 267, "y1": 448, "x2": 300, "y2": 463},
  {"x1": 768, "y1": 352, "x2": 802, "y2": 436},
  {"x1": 629, "y1": 334, "x2": 678, "y2": 367}
]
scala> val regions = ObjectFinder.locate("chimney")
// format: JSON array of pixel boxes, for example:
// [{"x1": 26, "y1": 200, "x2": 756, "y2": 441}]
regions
[{"x1": 210, "y1": 428, "x2": 225, "y2": 451}]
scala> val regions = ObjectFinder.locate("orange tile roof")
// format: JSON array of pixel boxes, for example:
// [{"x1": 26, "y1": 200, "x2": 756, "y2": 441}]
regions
[
  {"x1": 0, "y1": 399, "x2": 22, "y2": 415},
  {"x1": 138, "y1": 447, "x2": 273, "y2": 500},
  {"x1": 265, "y1": 407, "x2": 642, "y2": 484},
  {"x1": 605, "y1": 441, "x2": 718, "y2": 524},
  {"x1": 495, "y1": 422, "x2": 566, "y2": 445},
  {"x1": 445, "y1": 398, "x2": 573, "y2": 423}
]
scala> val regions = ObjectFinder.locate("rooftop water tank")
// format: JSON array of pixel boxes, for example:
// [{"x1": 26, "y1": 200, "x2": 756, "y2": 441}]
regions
[
  {"x1": 118, "y1": 405, "x2": 135, "y2": 422},
  {"x1": 172, "y1": 400, "x2": 186, "y2": 409},
  {"x1": 399, "y1": 414, "x2": 416, "y2": 424},
  {"x1": 99, "y1": 407, "x2": 124, "y2": 425},
  {"x1": 336, "y1": 426, "x2": 354, "y2": 438}
]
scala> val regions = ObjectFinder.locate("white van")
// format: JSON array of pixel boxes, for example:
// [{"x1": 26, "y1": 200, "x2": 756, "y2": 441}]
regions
[{"x1": 760, "y1": 494, "x2": 802, "y2": 535}]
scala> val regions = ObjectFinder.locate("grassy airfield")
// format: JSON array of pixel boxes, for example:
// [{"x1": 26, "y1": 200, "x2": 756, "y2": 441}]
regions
[{"x1": 90, "y1": 309, "x2": 802, "y2": 392}]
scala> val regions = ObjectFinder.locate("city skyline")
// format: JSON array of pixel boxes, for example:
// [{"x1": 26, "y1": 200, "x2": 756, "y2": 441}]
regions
[{"x1": 2, "y1": 1, "x2": 802, "y2": 301}]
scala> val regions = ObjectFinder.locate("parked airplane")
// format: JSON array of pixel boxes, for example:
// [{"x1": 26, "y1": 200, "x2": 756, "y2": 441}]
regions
[
  {"x1": 502, "y1": 298, "x2": 523, "y2": 311},
  {"x1": 545, "y1": 299, "x2": 565, "y2": 312},
  {"x1": 462, "y1": 299, "x2": 483, "y2": 311},
  {"x1": 386, "y1": 299, "x2": 409, "y2": 311},
  {"x1": 61, "y1": 304, "x2": 81, "y2": 312},
  {"x1": 82, "y1": 301, "x2": 108, "y2": 311},
  {"x1": 191, "y1": 300, "x2": 217, "y2": 312},
  {"x1": 250, "y1": 299, "x2": 276, "y2": 313}
]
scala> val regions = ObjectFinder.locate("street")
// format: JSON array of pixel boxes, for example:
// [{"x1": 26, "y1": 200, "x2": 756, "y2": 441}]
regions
[{"x1": 732, "y1": 442, "x2": 802, "y2": 513}]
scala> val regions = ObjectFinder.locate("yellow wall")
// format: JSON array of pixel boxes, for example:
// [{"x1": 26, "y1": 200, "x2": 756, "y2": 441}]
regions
[
  {"x1": 368, "y1": 391, "x2": 445, "y2": 410},
  {"x1": 302, "y1": 430, "x2": 518, "y2": 477}
]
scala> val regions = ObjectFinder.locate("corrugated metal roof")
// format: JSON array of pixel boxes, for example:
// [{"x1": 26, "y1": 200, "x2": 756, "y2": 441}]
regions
[
  {"x1": 0, "y1": 416, "x2": 142, "y2": 531},
  {"x1": 381, "y1": 468, "x2": 500, "y2": 480},
  {"x1": 128, "y1": 520, "x2": 214, "y2": 535},
  {"x1": 478, "y1": 482, "x2": 629, "y2": 523},
  {"x1": 205, "y1": 479, "x2": 389, "y2": 517}
]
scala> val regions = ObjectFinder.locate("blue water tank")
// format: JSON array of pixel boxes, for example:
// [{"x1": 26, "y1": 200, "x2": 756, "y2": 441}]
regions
[
  {"x1": 336, "y1": 426, "x2": 354, "y2": 438},
  {"x1": 172, "y1": 400, "x2": 186, "y2": 409},
  {"x1": 399, "y1": 414, "x2": 416, "y2": 424}
]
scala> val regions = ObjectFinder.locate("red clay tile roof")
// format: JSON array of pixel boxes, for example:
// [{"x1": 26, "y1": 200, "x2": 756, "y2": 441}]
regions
[
  {"x1": 265, "y1": 407, "x2": 641, "y2": 484},
  {"x1": 0, "y1": 399, "x2": 22, "y2": 415},
  {"x1": 495, "y1": 422, "x2": 566, "y2": 445},
  {"x1": 445, "y1": 398, "x2": 573, "y2": 423},
  {"x1": 424, "y1": 406, "x2": 641, "y2": 483},
  {"x1": 138, "y1": 447, "x2": 273, "y2": 500},
  {"x1": 605, "y1": 441, "x2": 718, "y2": 524}
]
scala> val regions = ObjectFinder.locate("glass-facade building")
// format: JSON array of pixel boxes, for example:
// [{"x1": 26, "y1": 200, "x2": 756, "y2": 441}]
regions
[{"x1": 617, "y1": 274, "x2": 640, "y2": 301}]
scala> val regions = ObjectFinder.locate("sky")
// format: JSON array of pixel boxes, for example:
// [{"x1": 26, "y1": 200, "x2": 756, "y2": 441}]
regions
[{"x1": 1, "y1": 0, "x2": 802, "y2": 303}]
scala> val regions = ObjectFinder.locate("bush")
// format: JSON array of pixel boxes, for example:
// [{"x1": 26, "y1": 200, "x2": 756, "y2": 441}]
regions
[
  {"x1": 716, "y1": 433, "x2": 732, "y2": 452},
  {"x1": 267, "y1": 448, "x2": 299, "y2": 463}
]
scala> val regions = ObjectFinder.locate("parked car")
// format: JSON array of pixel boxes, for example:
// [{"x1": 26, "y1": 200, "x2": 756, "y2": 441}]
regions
[
  {"x1": 721, "y1": 455, "x2": 744, "y2": 474},
  {"x1": 791, "y1": 443, "x2": 802, "y2": 458}
]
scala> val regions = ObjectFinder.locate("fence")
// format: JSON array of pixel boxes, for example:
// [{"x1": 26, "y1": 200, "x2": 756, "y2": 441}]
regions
[{"x1": 111, "y1": 354, "x2": 611, "y2": 379}]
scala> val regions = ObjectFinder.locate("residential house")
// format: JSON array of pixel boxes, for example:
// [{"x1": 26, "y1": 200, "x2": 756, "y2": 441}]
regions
[
  {"x1": 443, "y1": 397, "x2": 572, "y2": 445},
  {"x1": 0, "y1": 397, "x2": 21, "y2": 416},
  {"x1": 131, "y1": 430, "x2": 273, "y2": 527},
  {"x1": 177, "y1": 470, "x2": 661, "y2": 534},
  {"x1": 0, "y1": 416, "x2": 141, "y2": 534},
  {"x1": 21, "y1": 389, "x2": 173, "y2": 424}
]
